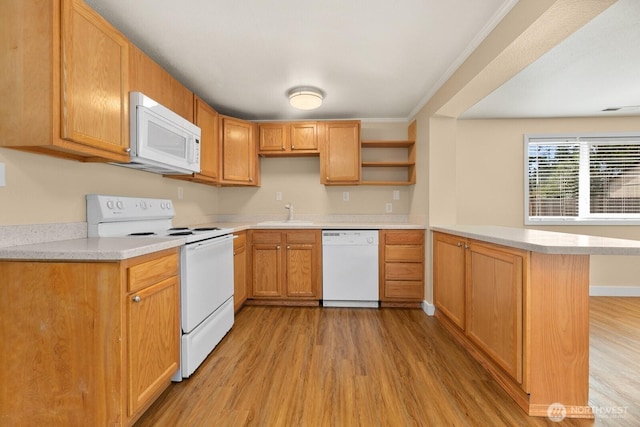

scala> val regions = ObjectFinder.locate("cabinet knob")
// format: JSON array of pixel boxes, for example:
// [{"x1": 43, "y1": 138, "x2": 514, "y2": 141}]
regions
[
  {"x1": 287, "y1": 245, "x2": 291, "y2": 250},
  {"x1": 282, "y1": 146, "x2": 286, "y2": 150},
  {"x1": 291, "y1": 145, "x2": 295, "y2": 149},
  {"x1": 276, "y1": 245, "x2": 281, "y2": 250},
  {"x1": 132, "y1": 295, "x2": 141, "y2": 303},
  {"x1": 125, "y1": 148, "x2": 131, "y2": 153},
  {"x1": 457, "y1": 242, "x2": 462, "y2": 247},
  {"x1": 464, "y1": 244, "x2": 470, "y2": 249}
]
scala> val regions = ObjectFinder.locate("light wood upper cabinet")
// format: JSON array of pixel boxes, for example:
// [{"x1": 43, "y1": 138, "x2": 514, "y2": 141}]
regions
[
  {"x1": 320, "y1": 120, "x2": 361, "y2": 184},
  {"x1": 1, "y1": 0, "x2": 130, "y2": 162},
  {"x1": 129, "y1": 44, "x2": 193, "y2": 122},
  {"x1": 220, "y1": 116, "x2": 260, "y2": 186},
  {"x1": 194, "y1": 97, "x2": 220, "y2": 181},
  {"x1": 258, "y1": 122, "x2": 319, "y2": 156}
]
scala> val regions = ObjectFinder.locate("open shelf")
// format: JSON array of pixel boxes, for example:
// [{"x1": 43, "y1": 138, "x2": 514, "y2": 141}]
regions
[{"x1": 360, "y1": 139, "x2": 416, "y2": 185}]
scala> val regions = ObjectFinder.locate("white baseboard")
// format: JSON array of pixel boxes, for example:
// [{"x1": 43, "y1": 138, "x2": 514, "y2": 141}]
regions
[
  {"x1": 589, "y1": 286, "x2": 640, "y2": 297},
  {"x1": 422, "y1": 300, "x2": 435, "y2": 316}
]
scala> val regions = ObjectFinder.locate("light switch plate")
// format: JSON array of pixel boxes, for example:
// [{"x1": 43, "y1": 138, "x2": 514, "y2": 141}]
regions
[
  {"x1": 342, "y1": 191, "x2": 350, "y2": 201},
  {"x1": 0, "y1": 163, "x2": 5, "y2": 187}
]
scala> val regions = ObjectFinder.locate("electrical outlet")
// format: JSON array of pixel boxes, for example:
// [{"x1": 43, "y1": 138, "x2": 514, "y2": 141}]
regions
[
  {"x1": 276, "y1": 191, "x2": 282, "y2": 201},
  {"x1": 343, "y1": 191, "x2": 350, "y2": 202},
  {"x1": 393, "y1": 190, "x2": 400, "y2": 200},
  {"x1": 0, "y1": 163, "x2": 5, "y2": 187},
  {"x1": 385, "y1": 203, "x2": 393, "y2": 213},
  {"x1": 177, "y1": 187, "x2": 184, "y2": 200}
]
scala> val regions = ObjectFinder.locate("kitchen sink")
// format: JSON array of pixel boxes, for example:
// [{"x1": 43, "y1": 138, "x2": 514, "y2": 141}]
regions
[{"x1": 256, "y1": 220, "x2": 314, "y2": 226}]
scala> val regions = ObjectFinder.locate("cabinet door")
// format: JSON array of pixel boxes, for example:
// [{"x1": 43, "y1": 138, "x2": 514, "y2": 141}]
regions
[
  {"x1": 195, "y1": 97, "x2": 220, "y2": 181},
  {"x1": 251, "y1": 244, "x2": 283, "y2": 297},
  {"x1": 129, "y1": 44, "x2": 193, "y2": 121},
  {"x1": 221, "y1": 117, "x2": 258, "y2": 185},
  {"x1": 285, "y1": 231, "x2": 320, "y2": 298},
  {"x1": 233, "y1": 232, "x2": 248, "y2": 311},
  {"x1": 127, "y1": 276, "x2": 179, "y2": 417},
  {"x1": 258, "y1": 123, "x2": 288, "y2": 153},
  {"x1": 60, "y1": 0, "x2": 129, "y2": 156},
  {"x1": 466, "y1": 242, "x2": 524, "y2": 384},
  {"x1": 433, "y1": 232, "x2": 466, "y2": 329},
  {"x1": 290, "y1": 122, "x2": 318, "y2": 152},
  {"x1": 321, "y1": 121, "x2": 361, "y2": 184}
]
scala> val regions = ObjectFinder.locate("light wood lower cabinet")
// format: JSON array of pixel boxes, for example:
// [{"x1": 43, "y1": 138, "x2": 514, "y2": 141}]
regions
[
  {"x1": 0, "y1": 248, "x2": 180, "y2": 426},
  {"x1": 379, "y1": 229, "x2": 425, "y2": 306},
  {"x1": 432, "y1": 231, "x2": 591, "y2": 418},
  {"x1": 248, "y1": 230, "x2": 321, "y2": 304},
  {"x1": 233, "y1": 231, "x2": 248, "y2": 311}
]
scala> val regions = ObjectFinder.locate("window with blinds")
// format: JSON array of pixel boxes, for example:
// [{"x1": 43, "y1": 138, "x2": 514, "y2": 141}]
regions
[{"x1": 525, "y1": 133, "x2": 640, "y2": 224}]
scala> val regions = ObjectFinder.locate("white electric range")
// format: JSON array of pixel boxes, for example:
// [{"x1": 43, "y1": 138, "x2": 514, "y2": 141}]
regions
[{"x1": 86, "y1": 194, "x2": 235, "y2": 381}]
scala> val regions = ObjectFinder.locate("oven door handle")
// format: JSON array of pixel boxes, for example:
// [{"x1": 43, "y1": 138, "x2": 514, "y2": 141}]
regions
[{"x1": 188, "y1": 234, "x2": 235, "y2": 251}]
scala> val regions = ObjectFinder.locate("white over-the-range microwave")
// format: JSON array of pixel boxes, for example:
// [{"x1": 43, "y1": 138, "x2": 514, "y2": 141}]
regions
[{"x1": 111, "y1": 91, "x2": 201, "y2": 175}]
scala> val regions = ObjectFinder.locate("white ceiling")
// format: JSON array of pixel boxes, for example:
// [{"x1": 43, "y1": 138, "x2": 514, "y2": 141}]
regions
[
  {"x1": 84, "y1": 0, "x2": 639, "y2": 121},
  {"x1": 461, "y1": 0, "x2": 640, "y2": 119},
  {"x1": 84, "y1": 0, "x2": 515, "y2": 121}
]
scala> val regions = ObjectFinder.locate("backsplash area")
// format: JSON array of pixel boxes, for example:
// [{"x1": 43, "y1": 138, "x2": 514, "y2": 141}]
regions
[{"x1": 0, "y1": 223, "x2": 87, "y2": 248}]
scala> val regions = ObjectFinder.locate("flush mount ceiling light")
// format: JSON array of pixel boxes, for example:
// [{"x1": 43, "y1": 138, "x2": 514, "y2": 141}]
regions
[{"x1": 288, "y1": 87, "x2": 324, "y2": 110}]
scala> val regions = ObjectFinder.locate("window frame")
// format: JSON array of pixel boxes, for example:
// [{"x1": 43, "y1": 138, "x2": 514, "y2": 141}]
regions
[{"x1": 524, "y1": 132, "x2": 640, "y2": 226}]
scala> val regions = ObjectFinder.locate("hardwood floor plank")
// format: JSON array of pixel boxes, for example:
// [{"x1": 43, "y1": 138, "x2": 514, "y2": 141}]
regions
[{"x1": 136, "y1": 298, "x2": 639, "y2": 426}]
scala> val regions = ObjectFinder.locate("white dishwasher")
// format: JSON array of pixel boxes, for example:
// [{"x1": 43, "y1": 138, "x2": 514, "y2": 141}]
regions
[{"x1": 322, "y1": 230, "x2": 379, "y2": 308}]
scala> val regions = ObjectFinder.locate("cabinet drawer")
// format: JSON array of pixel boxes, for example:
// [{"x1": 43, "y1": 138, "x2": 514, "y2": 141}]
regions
[
  {"x1": 234, "y1": 232, "x2": 246, "y2": 250},
  {"x1": 250, "y1": 231, "x2": 283, "y2": 244},
  {"x1": 385, "y1": 262, "x2": 423, "y2": 281},
  {"x1": 128, "y1": 253, "x2": 179, "y2": 293},
  {"x1": 384, "y1": 280, "x2": 424, "y2": 299},
  {"x1": 384, "y1": 230, "x2": 424, "y2": 245},
  {"x1": 385, "y1": 245, "x2": 423, "y2": 262},
  {"x1": 286, "y1": 230, "x2": 318, "y2": 244}
]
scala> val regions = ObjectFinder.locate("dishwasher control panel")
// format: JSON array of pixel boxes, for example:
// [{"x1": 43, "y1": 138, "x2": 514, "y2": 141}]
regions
[{"x1": 321, "y1": 230, "x2": 378, "y2": 245}]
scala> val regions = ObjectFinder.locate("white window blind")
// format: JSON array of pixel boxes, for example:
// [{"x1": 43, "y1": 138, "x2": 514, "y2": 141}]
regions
[{"x1": 525, "y1": 133, "x2": 640, "y2": 224}]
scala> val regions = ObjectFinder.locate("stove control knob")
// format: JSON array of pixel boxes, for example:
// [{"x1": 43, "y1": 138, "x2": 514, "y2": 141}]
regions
[
  {"x1": 160, "y1": 202, "x2": 166, "y2": 209},
  {"x1": 140, "y1": 201, "x2": 147, "y2": 210},
  {"x1": 166, "y1": 202, "x2": 172, "y2": 210},
  {"x1": 106, "y1": 200, "x2": 114, "y2": 209},
  {"x1": 116, "y1": 201, "x2": 124, "y2": 210}
]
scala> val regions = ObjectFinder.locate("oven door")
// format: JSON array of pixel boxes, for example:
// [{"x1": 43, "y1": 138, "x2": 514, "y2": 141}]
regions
[{"x1": 180, "y1": 234, "x2": 234, "y2": 333}]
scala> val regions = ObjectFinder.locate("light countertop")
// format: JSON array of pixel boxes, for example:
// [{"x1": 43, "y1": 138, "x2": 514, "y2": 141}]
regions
[
  {"x1": 0, "y1": 237, "x2": 185, "y2": 261},
  {"x1": 431, "y1": 225, "x2": 640, "y2": 255},
  {"x1": 0, "y1": 221, "x2": 425, "y2": 261}
]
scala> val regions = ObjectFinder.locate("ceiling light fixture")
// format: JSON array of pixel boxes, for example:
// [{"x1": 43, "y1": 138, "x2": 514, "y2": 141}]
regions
[{"x1": 288, "y1": 87, "x2": 324, "y2": 110}]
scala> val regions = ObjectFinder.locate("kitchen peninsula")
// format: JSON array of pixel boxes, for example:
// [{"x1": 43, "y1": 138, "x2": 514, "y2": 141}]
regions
[{"x1": 431, "y1": 225, "x2": 640, "y2": 419}]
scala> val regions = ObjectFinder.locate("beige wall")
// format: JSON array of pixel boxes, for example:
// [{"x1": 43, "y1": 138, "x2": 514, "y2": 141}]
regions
[
  {"x1": 0, "y1": 121, "x2": 413, "y2": 226},
  {"x1": 456, "y1": 117, "x2": 640, "y2": 287},
  {"x1": 412, "y1": 0, "x2": 635, "y2": 302}
]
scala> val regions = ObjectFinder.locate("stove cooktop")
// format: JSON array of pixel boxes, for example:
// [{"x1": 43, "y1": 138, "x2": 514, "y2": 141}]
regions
[{"x1": 86, "y1": 194, "x2": 231, "y2": 244}]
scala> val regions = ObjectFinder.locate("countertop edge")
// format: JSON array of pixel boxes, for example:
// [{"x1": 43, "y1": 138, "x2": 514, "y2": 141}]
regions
[{"x1": 431, "y1": 225, "x2": 640, "y2": 255}]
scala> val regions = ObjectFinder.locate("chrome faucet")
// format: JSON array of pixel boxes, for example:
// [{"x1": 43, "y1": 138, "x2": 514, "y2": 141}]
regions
[{"x1": 285, "y1": 203, "x2": 294, "y2": 221}]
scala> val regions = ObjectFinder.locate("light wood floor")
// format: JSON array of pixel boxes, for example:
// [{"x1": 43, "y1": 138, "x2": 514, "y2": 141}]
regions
[{"x1": 135, "y1": 297, "x2": 639, "y2": 426}]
